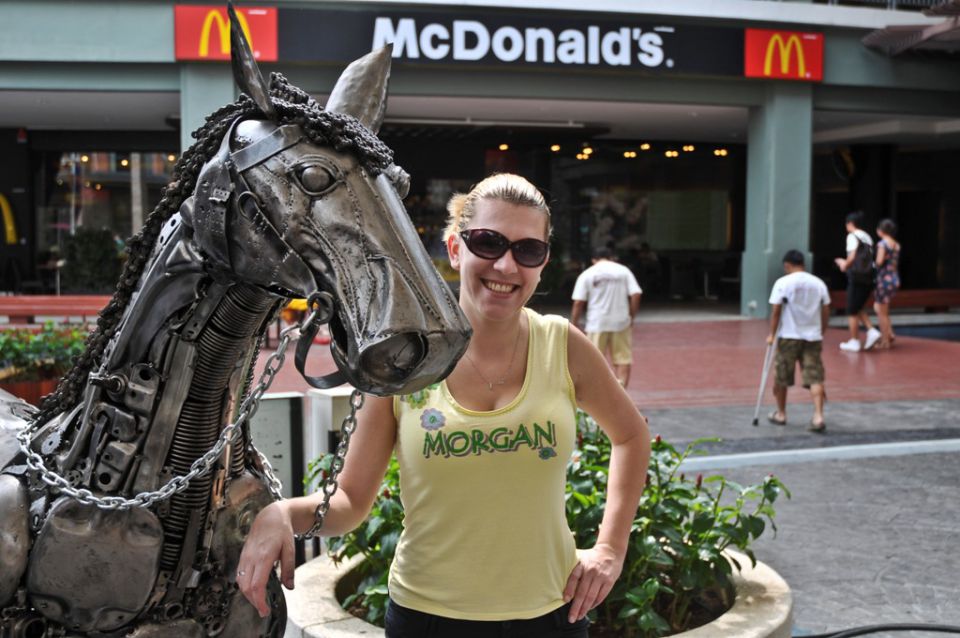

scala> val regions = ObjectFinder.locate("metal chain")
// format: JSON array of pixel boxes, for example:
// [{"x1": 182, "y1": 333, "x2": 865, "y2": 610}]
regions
[
  {"x1": 16, "y1": 312, "x2": 318, "y2": 511},
  {"x1": 297, "y1": 388, "x2": 364, "y2": 540}
]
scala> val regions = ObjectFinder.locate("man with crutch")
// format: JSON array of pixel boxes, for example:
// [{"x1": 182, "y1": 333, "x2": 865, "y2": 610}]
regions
[{"x1": 765, "y1": 250, "x2": 831, "y2": 433}]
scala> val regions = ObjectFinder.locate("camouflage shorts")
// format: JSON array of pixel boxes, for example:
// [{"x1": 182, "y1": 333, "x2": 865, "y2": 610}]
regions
[{"x1": 774, "y1": 338, "x2": 825, "y2": 388}]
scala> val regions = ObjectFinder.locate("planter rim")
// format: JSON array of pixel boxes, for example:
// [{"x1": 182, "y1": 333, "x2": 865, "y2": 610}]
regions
[{"x1": 283, "y1": 551, "x2": 791, "y2": 638}]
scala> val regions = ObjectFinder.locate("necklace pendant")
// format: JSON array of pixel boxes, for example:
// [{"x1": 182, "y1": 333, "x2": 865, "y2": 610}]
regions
[{"x1": 487, "y1": 382, "x2": 494, "y2": 391}]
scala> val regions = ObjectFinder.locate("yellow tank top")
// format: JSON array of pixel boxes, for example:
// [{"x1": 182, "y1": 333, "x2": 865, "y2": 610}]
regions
[{"x1": 389, "y1": 308, "x2": 579, "y2": 620}]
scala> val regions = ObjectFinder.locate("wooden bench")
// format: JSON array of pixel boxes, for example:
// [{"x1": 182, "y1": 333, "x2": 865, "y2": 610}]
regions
[
  {"x1": 829, "y1": 289, "x2": 960, "y2": 314},
  {"x1": 0, "y1": 295, "x2": 111, "y2": 325}
]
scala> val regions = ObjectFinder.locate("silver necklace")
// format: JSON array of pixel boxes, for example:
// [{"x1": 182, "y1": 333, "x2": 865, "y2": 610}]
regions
[{"x1": 465, "y1": 323, "x2": 523, "y2": 391}]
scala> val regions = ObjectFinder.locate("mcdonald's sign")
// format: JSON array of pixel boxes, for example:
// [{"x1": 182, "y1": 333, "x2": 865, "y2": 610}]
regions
[
  {"x1": 744, "y1": 29, "x2": 823, "y2": 82},
  {"x1": 174, "y1": 5, "x2": 277, "y2": 61}
]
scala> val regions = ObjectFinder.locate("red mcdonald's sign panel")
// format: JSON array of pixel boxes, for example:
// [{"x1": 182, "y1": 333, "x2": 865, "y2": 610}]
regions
[
  {"x1": 174, "y1": 5, "x2": 277, "y2": 61},
  {"x1": 744, "y1": 29, "x2": 823, "y2": 82}
]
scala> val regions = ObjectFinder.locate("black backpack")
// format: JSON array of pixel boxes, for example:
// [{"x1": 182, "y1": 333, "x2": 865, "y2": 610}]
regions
[{"x1": 849, "y1": 237, "x2": 875, "y2": 285}]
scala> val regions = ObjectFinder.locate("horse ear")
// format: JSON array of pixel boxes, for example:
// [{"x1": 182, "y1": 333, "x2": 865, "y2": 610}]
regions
[
  {"x1": 325, "y1": 44, "x2": 392, "y2": 134},
  {"x1": 228, "y1": 2, "x2": 276, "y2": 120}
]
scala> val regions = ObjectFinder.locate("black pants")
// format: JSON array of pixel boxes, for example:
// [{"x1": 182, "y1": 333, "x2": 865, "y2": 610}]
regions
[{"x1": 385, "y1": 599, "x2": 590, "y2": 638}]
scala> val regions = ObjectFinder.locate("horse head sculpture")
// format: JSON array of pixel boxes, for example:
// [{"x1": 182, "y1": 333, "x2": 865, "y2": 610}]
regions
[{"x1": 0, "y1": 7, "x2": 470, "y2": 637}]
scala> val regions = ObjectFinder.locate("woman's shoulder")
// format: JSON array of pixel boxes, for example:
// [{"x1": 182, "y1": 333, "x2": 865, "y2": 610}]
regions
[{"x1": 525, "y1": 307, "x2": 570, "y2": 334}]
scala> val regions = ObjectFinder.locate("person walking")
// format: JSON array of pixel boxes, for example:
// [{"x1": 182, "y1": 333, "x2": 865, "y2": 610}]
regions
[
  {"x1": 237, "y1": 174, "x2": 651, "y2": 637},
  {"x1": 767, "y1": 250, "x2": 830, "y2": 433},
  {"x1": 834, "y1": 210, "x2": 881, "y2": 352},
  {"x1": 570, "y1": 247, "x2": 642, "y2": 388},
  {"x1": 873, "y1": 218, "x2": 901, "y2": 349}
]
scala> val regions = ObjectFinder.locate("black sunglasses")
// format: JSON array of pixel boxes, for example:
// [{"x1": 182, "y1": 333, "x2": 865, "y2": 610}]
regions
[{"x1": 459, "y1": 228, "x2": 550, "y2": 268}]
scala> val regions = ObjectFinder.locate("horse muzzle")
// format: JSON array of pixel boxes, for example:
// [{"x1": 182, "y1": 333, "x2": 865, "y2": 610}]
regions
[{"x1": 297, "y1": 173, "x2": 471, "y2": 397}]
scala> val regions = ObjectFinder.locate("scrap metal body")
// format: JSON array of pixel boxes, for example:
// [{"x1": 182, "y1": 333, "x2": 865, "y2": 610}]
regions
[{"x1": 0, "y1": 22, "x2": 470, "y2": 638}]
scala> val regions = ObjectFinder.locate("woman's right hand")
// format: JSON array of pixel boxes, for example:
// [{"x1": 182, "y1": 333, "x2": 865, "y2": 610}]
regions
[{"x1": 236, "y1": 500, "x2": 297, "y2": 618}]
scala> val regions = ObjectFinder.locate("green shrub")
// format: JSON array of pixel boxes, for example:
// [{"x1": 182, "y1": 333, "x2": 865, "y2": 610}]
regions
[
  {"x1": 308, "y1": 410, "x2": 789, "y2": 635},
  {"x1": 61, "y1": 227, "x2": 123, "y2": 293},
  {"x1": 0, "y1": 323, "x2": 87, "y2": 382}
]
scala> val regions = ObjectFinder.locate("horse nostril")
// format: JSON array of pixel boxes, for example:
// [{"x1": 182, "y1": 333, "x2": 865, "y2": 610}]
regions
[{"x1": 360, "y1": 333, "x2": 426, "y2": 381}]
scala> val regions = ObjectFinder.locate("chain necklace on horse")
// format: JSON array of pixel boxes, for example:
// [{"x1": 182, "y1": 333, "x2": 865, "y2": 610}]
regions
[{"x1": 465, "y1": 322, "x2": 523, "y2": 391}]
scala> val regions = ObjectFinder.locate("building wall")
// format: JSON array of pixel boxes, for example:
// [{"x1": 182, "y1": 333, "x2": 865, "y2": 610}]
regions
[{"x1": 2, "y1": 1, "x2": 959, "y2": 311}]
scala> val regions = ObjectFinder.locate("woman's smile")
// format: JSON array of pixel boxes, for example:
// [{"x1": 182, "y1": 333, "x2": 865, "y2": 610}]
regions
[{"x1": 481, "y1": 278, "x2": 519, "y2": 295}]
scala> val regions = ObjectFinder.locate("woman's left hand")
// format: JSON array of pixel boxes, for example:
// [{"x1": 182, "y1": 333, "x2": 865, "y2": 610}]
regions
[{"x1": 563, "y1": 544, "x2": 624, "y2": 623}]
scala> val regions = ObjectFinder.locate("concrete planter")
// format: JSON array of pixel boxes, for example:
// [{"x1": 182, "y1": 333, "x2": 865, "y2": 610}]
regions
[{"x1": 284, "y1": 551, "x2": 791, "y2": 638}]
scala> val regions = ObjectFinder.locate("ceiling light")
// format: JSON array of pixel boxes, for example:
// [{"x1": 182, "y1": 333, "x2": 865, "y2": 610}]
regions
[
  {"x1": 550, "y1": 144, "x2": 561, "y2": 152},
  {"x1": 683, "y1": 145, "x2": 695, "y2": 152},
  {"x1": 640, "y1": 143, "x2": 651, "y2": 151},
  {"x1": 499, "y1": 143, "x2": 509, "y2": 151},
  {"x1": 167, "y1": 154, "x2": 177, "y2": 162},
  {"x1": 80, "y1": 155, "x2": 89, "y2": 163},
  {"x1": 120, "y1": 158, "x2": 129, "y2": 167},
  {"x1": 582, "y1": 146, "x2": 593, "y2": 155},
  {"x1": 384, "y1": 117, "x2": 585, "y2": 129}
]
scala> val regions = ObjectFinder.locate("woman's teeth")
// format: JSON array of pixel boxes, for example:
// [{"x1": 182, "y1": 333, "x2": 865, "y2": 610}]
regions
[{"x1": 483, "y1": 280, "x2": 516, "y2": 293}]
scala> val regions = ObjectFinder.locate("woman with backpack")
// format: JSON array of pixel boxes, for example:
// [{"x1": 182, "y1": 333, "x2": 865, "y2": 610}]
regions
[{"x1": 834, "y1": 210, "x2": 882, "y2": 352}]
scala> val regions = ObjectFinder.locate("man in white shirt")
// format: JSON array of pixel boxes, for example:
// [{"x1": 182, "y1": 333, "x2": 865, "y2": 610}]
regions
[
  {"x1": 833, "y1": 210, "x2": 881, "y2": 352},
  {"x1": 768, "y1": 250, "x2": 830, "y2": 433},
  {"x1": 570, "y1": 247, "x2": 642, "y2": 387}
]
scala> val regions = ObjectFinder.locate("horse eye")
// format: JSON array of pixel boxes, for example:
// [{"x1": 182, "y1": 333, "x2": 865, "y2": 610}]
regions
[{"x1": 297, "y1": 165, "x2": 336, "y2": 195}]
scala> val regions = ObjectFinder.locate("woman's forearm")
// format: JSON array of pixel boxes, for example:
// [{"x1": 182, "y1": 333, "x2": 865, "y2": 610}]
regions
[
  {"x1": 282, "y1": 489, "x2": 371, "y2": 537},
  {"x1": 596, "y1": 430, "x2": 650, "y2": 558}
]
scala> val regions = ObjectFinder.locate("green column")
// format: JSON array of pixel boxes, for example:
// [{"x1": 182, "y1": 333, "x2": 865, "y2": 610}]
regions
[
  {"x1": 741, "y1": 82, "x2": 813, "y2": 318},
  {"x1": 179, "y1": 64, "x2": 235, "y2": 151}
]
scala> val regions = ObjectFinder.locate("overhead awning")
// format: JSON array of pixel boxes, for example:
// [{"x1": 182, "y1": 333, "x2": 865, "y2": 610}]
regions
[{"x1": 862, "y1": 0, "x2": 960, "y2": 55}]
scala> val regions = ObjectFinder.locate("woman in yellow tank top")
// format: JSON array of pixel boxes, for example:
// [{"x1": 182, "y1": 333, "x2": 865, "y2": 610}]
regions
[{"x1": 238, "y1": 174, "x2": 651, "y2": 637}]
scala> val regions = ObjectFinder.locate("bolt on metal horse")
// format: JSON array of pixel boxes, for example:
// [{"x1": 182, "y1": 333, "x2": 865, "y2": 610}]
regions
[{"x1": 0, "y1": 11, "x2": 470, "y2": 638}]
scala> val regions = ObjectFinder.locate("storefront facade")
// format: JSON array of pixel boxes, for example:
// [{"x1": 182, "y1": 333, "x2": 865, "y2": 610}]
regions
[{"x1": 2, "y1": 0, "x2": 959, "y2": 314}]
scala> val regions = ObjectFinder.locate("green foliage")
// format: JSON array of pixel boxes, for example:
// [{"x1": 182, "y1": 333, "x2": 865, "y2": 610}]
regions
[
  {"x1": 0, "y1": 323, "x2": 87, "y2": 382},
  {"x1": 61, "y1": 227, "x2": 123, "y2": 293},
  {"x1": 570, "y1": 412, "x2": 789, "y2": 636},
  {"x1": 306, "y1": 454, "x2": 403, "y2": 626},
  {"x1": 309, "y1": 410, "x2": 789, "y2": 635}
]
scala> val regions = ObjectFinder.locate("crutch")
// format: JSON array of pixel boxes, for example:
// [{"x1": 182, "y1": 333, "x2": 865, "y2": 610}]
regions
[{"x1": 751, "y1": 298, "x2": 786, "y2": 426}]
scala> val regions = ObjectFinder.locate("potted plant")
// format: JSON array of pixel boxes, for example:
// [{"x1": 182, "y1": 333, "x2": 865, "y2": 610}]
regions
[
  {"x1": 0, "y1": 324, "x2": 87, "y2": 406},
  {"x1": 306, "y1": 410, "x2": 789, "y2": 637}
]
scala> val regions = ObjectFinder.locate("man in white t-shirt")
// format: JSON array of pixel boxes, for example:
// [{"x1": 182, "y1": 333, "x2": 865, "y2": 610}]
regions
[
  {"x1": 833, "y1": 210, "x2": 881, "y2": 352},
  {"x1": 570, "y1": 247, "x2": 642, "y2": 387},
  {"x1": 768, "y1": 250, "x2": 830, "y2": 433}
]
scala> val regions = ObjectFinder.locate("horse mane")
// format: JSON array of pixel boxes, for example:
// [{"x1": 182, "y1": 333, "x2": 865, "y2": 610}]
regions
[{"x1": 33, "y1": 73, "x2": 395, "y2": 425}]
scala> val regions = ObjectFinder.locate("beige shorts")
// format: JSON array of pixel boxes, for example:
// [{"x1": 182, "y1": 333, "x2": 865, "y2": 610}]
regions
[{"x1": 588, "y1": 327, "x2": 633, "y2": 365}]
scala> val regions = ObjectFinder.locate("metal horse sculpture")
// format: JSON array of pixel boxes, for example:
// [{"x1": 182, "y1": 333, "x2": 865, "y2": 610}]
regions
[{"x1": 0, "y1": 12, "x2": 470, "y2": 638}]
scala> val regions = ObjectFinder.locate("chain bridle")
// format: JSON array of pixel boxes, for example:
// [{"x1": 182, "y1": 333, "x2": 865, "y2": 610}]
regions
[{"x1": 16, "y1": 299, "x2": 361, "y2": 539}]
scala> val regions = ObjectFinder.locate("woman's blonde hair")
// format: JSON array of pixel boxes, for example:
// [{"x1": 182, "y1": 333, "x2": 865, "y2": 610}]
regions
[{"x1": 443, "y1": 173, "x2": 551, "y2": 242}]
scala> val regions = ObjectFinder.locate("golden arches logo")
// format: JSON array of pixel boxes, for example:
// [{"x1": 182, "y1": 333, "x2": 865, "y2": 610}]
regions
[
  {"x1": 198, "y1": 9, "x2": 252, "y2": 57},
  {"x1": 763, "y1": 34, "x2": 806, "y2": 78},
  {"x1": 1, "y1": 194, "x2": 17, "y2": 245}
]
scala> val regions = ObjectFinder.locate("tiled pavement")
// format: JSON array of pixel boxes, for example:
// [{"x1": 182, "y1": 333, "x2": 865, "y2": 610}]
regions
[{"x1": 257, "y1": 312, "x2": 960, "y2": 636}]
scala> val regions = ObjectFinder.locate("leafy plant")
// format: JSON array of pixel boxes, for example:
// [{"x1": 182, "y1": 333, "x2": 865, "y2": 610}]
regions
[
  {"x1": 569, "y1": 412, "x2": 789, "y2": 636},
  {"x1": 309, "y1": 410, "x2": 789, "y2": 636},
  {"x1": 306, "y1": 454, "x2": 403, "y2": 625},
  {"x1": 0, "y1": 323, "x2": 87, "y2": 382},
  {"x1": 61, "y1": 227, "x2": 123, "y2": 293}
]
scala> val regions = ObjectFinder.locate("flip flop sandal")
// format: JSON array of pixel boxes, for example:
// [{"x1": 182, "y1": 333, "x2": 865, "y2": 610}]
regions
[
  {"x1": 809, "y1": 421, "x2": 827, "y2": 433},
  {"x1": 767, "y1": 411, "x2": 787, "y2": 426}
]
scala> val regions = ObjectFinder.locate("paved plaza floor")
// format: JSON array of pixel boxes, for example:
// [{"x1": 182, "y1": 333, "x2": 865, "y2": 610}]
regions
[{"x1": 259, "y1": 309, "x2": 960, "y2": 637}]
